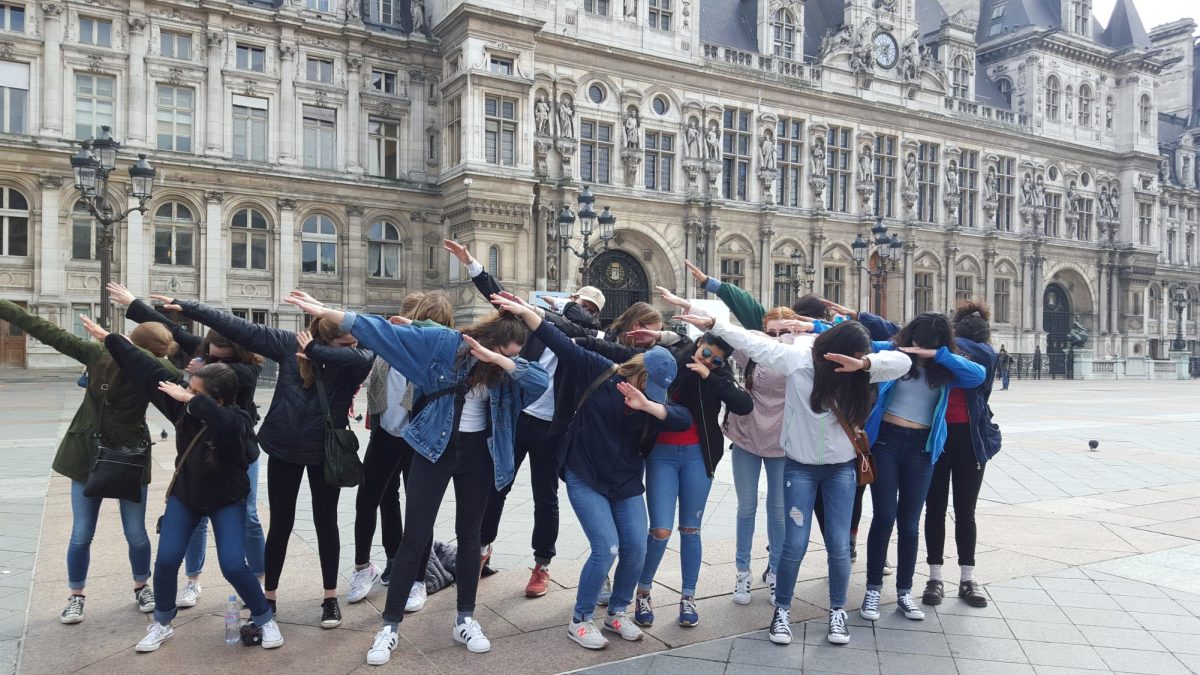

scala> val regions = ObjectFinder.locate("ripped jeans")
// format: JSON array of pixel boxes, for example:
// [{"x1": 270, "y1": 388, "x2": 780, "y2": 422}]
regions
[
  {"x1": 639, "y1": 443, "x2": 713, "y2": 598},
  {"x1": 565, "y1": 469, "x2": 648, "y2": 622},
  {"x1": 773, "y1": 459, "x2": 856, "y2": 611}
]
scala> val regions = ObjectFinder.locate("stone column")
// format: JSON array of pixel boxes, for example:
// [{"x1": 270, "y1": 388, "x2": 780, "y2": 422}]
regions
[
  {"x1": 683, "y1": 216, "x2": 700, "y2": 297},
  {"x1": 277, "y1": 198, "x2": 297, "y2": 304},
  {"x1": 1109, "y1": 272, "x2": 1120, "y2": 342},
  {"x1": 40, "y1": 3, "x2": 66, "y2": 136},
  {"x1": 205, "y1": 31, "x2": 226, "y2": 156},
  {"x1": 1032, "y1": 253, "x2": 1044, "y2": 333},
  {"x1": 984, "y1": 249, "x2": 996, "y2": 321},
  {"x1": 1097, "y1": 262, "x2": 1109, "y2": 335},
  {"x1": 944, "y1": 244, "x2": 958, "y2": 314},
  {"x1": 203, "y1": 191, "x2": 225, "y2": 303},
  {"x1": 278, "y1": 44, "x2": 298, "y2": 165},
  {"x1": 344, "y1": 205, "x2": 365, "y2": 307},
  {"x1": 903, "y1": 242, "x2": 916, "y2": 322},
  {"x1": 345, "y1": 56, "x2": 363, "y2": 174},
  {"x1": 124, "y1": 192, "x2": 148, "y2": 299},
  {"x1": 758, "y1": 226, "x2": 774, "y2": 303},
  {"x1": 126, "y1": 17, "x2": 150, "y2": 146},
  {"x1": 1020, "y1": 253, "x2": 1034, "y2": 332},
  {"x1": 37, "y1": 176, "x2": 64, "y2": 299},
  {"x1": 811, "y1": 229, "x2": 826, "y2": 300}
]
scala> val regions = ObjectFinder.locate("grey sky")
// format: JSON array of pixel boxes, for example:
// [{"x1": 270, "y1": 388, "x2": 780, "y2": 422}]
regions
[{"x1": 1091, "y1": 1, "x2": 1197, "y2": 34}]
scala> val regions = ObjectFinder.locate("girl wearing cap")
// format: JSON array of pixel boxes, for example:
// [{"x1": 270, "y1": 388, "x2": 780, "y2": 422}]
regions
[{"x1": 490, "y1": 294, "x2": 692, "y2": 652}]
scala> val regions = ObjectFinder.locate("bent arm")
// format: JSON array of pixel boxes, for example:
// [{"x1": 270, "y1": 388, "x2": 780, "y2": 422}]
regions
[
  {"x1": 532, "y1": 320, "x2": 614, "y2": 385},
  {"x1": 709, "y1": 322, "x2": 807, "y2": 375},
  {"x1": 339, "y1": 312, "x2": 445, "y2": 383},
  {"x1": 179, "y1": 301, "x2": 294, "y2": 360},
  {"x1": 104, "y1": 334, "x2": 183, "y2": 418},
  {"x1": 709, "y1": 278, "x2": 767, "y2": 330},
  {"x1": 126, "y1": 299, "x2": 203, "y2": 356},
  {"x1": 935, "y1": 347, "x2": 987, "y2": 388},
  {"x1": 866, "y1": 349, "x2": 915, "y2": 384}
]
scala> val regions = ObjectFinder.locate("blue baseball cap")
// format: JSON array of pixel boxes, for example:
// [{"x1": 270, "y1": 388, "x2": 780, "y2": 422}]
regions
[{"x1": 641, "y1": 346, "x2": 677, "y2": 404}]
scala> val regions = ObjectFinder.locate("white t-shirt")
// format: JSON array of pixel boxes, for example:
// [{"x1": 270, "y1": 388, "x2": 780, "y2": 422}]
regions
[
  {"x1": 378, "y1": 368, "x2": 410, "y2": 436},
  {"x1": 522, "y1": 348, "x2": 557, "y2": 421},
  {"x1": 459, "y1": 385, "x2": 491, "y2": 433}
]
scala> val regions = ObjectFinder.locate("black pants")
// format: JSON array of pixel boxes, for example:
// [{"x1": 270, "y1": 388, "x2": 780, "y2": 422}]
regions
[
  {"x1": 813, "y1": 483, "x2": 867, "y2": 539},
  {"x1": 924, "y1": 423, "x2": 986, "y2": 567},
  {"x1": 264, "y1": 457, "x2": 341, "y2": 591},
  {"x1": 354, "y1": 426, "x2": 414, "y2": 565},
  {"x1": 479, "y1": 413, "x2": 561, "y2": 563},
  {"x1": 382, "y1": 430, "x2": 493, "y2": 624}
]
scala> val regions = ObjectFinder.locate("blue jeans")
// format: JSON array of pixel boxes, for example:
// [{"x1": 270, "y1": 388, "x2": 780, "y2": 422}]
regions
[
  {"x1": 639, "y1": 443, "x2": 712, "y2": 597},
  {"x1": 731, "y1": 444, "x2": 786, "y2": 574},
  {"x1": 67, "y1": 480, "x2": 151, "y2": 591},
  {"x1": 184, "y1": 457, "x2": 265, "y2": 577},
  {"x1": 867, "y1": 422, "x2": 935, "y2": 594},
  {"x1": 565, "y1": 469, "x2": 647, "y2": 621},
  {"x1": 774, "y1": 459, "x2": 856, "y2": 610},
  {"x1": 153, "y1": 495, "x2": 272, "y2": 627},
  {"x1": 1000, "y1": 368, "x2": 1010, "y2": 389}
]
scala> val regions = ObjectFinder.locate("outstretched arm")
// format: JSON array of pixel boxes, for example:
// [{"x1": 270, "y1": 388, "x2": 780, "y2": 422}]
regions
[
  {"x1": 491, "y1": 295, "x2": 615, "y2": 384},
  {"x1": 158, "y1": 295, "x2": 295, "y2": 361},
  {"x1": 118, "y1": 286, "x2": 203, "y2": 356},
  {"x1": 0, "y1": 300, "x2": 102, "y2": 364}
]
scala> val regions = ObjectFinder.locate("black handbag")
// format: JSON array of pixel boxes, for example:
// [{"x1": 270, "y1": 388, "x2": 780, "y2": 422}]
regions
[
  {"x1": 314, "y1": 368, "x2": 362, "y2": 488},
  {"x1": 83, "y1": 386, "x2": 151, "y2": 503}
]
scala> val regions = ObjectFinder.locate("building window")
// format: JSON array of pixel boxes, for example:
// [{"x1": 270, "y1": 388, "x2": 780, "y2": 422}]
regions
[
  {"x1": 71, "y1": 304, "x2": 97, "y2": 338},
  {"x1": 302, "y1": 106, "x2": 336, "y2": 170},
  {"x1": 772, "y1": 9, "x2": 796, "y2": 59},
  {"x1": 1138, "y1": 202, "x2": 1152, "y2": 244},
  {"x1": 587, "y1": 84, "x2": 605, "y2": 105},
  {"x1": 826, "y1": 126, "x2": 851, "y2": 213},
  {"x1": 0, "y1": 186, "x2": 27, "y2": 256},
  {"x1": 79, "y1": 16, "x2": 112, "y2": 47},
  {"x1": 231, "y1": 308, "x2": 269, "y2": 325},
  {"x1": 874, "y1": 134, "x2": 897, "y2": 218},
  {"x1": 160, "y1": 31, "x2": 191, "y2": 59},
  {"x1": 1072, "y1": 0, "x2": 1090, "y2": 34},
  {"x1": 155, "y1": 85, "x2": 193, "y2": 152},
  {"x1": 1045, "y1": 76, "x2": 1060, "y2": 121},
  {"x1": 580, "y1": 120, "x2": 613, "y2": 185},
  {"x1": 1149, "y1": 286, "x2": 1159, "y2": 321},
  {"x1": 0, "y1": 60, "x2": 28, "y2": 134},
  {"x1": 236, "y1": 44, "x2": 266, "y2": 72},
  {"x1": 917, "y1": 142, "x2": 940, "y2": 224},
  {"x1": 584, "y1": 0, "x2": 609, "y2": 16},
  {"x1": 776, "y1": 117, "x2": 804, "y2": 207},
  {"x1": 648, "y1": 0, "x2": 672, "y2": 31},
  {"x1": 484, "y1": 95, "x2": 517, "y2": 166},
  {"x1": 996, "y1": 77, "x2": 1012, "y2": 106},
  {"x1": 914, "y1": 272, "x2": 934, "y2": 314},
  {"x1": 994, "y1": 278, "x2": 1011, "y2": 323},
  {"x1": 955, "y1": 275, "x2": 974, "y2": 304},
  {"x1": 1186, "y1": 232, "x2": 1194, "y2": 266},
  {"x1": 368, "y1": 221, "x2": 401, "y2": 279},
  {"x1": 230, "y1": 207, "x2": 268, "y2": 270},
  {"x1": 71, "y1": 200, "x2": 98, "y2": 260},
  {"x1": 446, "y1": 95, "x2": 462, "y2": 165},
  {"x1": 371, "y1": 0, "x2": 396, "y2": 25},
  {"x1": 231, "y1": 96, "x2": 268, "y2": 162},
  {"x1": 1167, "y1": 230, "x2": 1176, "y2": 263},
  {"x1": 368, "y1": 118, "x2": 402, "y2": 178},
  {"x1": 1078, "y1": 84, "x2": 1092, "y2": 126},
  {"x1": 488, "y1": 56, "x2": 513, "y2": 75},
  {"x1": 1077, "y1": 198, "x2": 1093, "y2": 241},
  {"x1": 719, "y1": 258, "x2": 744, "y2": 287},
  {"x1": 951, "y1": 56, "x2": 971, "y2": 99},
  {"x1": 487, "y1": 245, "x2": 501, "y2": 277},
  {"x1": 996, "y1": 156, "x2": 1015, "y2": 231},
  {"x1": 958, "y1": 150, "x2": 979, "y2": 228},
  {"x1": 1045, "y1": 192, "x2": 1062, "y2": 238},
  {"x1": 371, "y1": 69, "x2": 397, "y2": 94},
  {"x1": 1139, "y1": 95, "x2": 1151, "y2": 134},
  {"x1": 722, "y1": 108, "x2": 751, "y2": 201},
  {"x1": 152, "y1": 202, "x2": 194, "y2": 266},
  {"x1": 306, "y1": 0, "x2": 331, "y2": 11},
  {"x1": 1131, "y1": 290, "x2": 1143, "y2": 317},
  {"x1": 0, "y1": 4, "x2": 24, "y2": 33},
  {"x1": 823, "y1": 266, "x2": 844, "y2": 305},
  {"x1": 301, "y1": 214, "x2": 337, "y2": 274},
  {"x1": 652, "y1": 96, "x2": 669, "y2": 115},
  {"x1": 644, "y1": 131, "x2": 674, "y2": 192},
  {"x1": 74, "y1": 73, "x2": 115, "y2": 140},
  {"x1": 306, "y1": 57, "x2": 333, "y2": 83}
]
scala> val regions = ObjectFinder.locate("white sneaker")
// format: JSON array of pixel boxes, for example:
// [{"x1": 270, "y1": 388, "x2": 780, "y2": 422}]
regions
[
  {"x1": 177, "y1": 580, "x2": 202, "y2": 608},
  {"x1": 827, "y1": 608, "x2": 850, "y2": 644},
  {"x1": 348, "y1": 563, "x2": 381, "y2": 604},
  {"x1": 135, "y1": 585, "x2": 155, "y2": 613},
  {"x1": 603, "y1": 611, "x2": 644, "y2": 641},
  {"x1": 883, "y1": 558, "x2": 895, "y2": 576},
  {"x1": 259, "y1": 619, "x2": 284, "y2": 649},
  {"x1": 897, "y1": 592, "x2": 925, "y2": 620},
  {"x1": 768, "y1": 607, "x2": 792, "y2": 645},
  {"x1": 860, "y1": 589, "x2": 881, "y2": 621},
  {"x1": 766, "y1": 570, "x2": 777, "y2": 597},
  {"x1": 452, "y1": 617, "x2": 491, "y2": 653},
  {"x1": 60, "y1": 595, "x2": 85, "y2": 624},
  {"x1": 136, "y1": 622, "x2": 173, "y2": 652},
  {"x1": 596, "y1": 576, "x2": 613, "y2": 606},
  {"x1": 366, "y1": 625, "x2": 398, "y2": 666},
  {"x1": 732, "y1": 570, "x2": 752, "y2": 605},
  {"x1": 405, "y1": 582, "x2": 427, "y2": 613},
  {"x1": 568, "y1": 619, "x2": 609, "y2": 650}
]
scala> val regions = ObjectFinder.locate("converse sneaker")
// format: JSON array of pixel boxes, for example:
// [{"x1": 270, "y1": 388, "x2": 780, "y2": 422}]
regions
[
  {"x1": 603, "y1": 611, "x2": 644, "y2": 641},
  {"x1": 922, "y1": 579, "x2": 944, "y2": 606},
  {"x1": 883, "y1": 559, "x2": 895, "y2": 576},
  {"x1": 525, "y1": 563, "x2": 550, "y2": 598},
  {"x1": 405, "y1": 582, "x2": 427, "y2": 613},
  {"x1": 678, "y1": 597, "x2": 699, "y2": 627},
  {"x1": 348, "y1": 563, "x2": 381, "y2": 603},
  {"x1": 768, "y1": 607, "x2": 792, "y2": 645},
  {"x1": 135, "y1": 622, "x2": 174, "y2": 652},
  {"x1": 320, "y1": 597, "x2": 342, "y2": 628},
  {"x1": 259, "y1": 619, "x2": 284, "y2": 649},
  {"x1": 366, "y1": 625, "x2": 398, "y2": 665},
  {"x1": 596, "y1": 576, "x2": 612, "y2": 606},
  {"x1": 452, "y1": 617, "x2": 491, "y2": 653},
  {"x1": 897, "y1": 592, "x2": 925, "y2": 620},
  {"x1": 568, "y1": 618, "x2": 609, "y2": 650},
  {"x1": 60, "y1": 595, "x2": 85, "y2": 624},
  {"x1": 827, "y1": 608, "x2": 850, "y2": 645},
  {"x1": 380, "y1": 562, "x2": 392, "y2": 587},
  {"x1": 859, "y1": 589, "x2": 881, "y2": 621},
  {"x1": 177, "y1": 580, "x2": 202, "y2": 608},
  {"x1": 633, "y1": 594, "x2": 655, "y2": 627},
  {"x1": 732, "y1": 569, "x2": 752, "y2": 605},
  {"x1": 135, "y1": 585, "x2": 155, "y2": 613}
]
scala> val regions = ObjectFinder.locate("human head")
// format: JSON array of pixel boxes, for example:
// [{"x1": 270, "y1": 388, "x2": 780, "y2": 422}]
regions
[
  {"x1": 129, "y1": 322, "x2": 178, "y2": 358},
  {"x1": 763, "y1": 306, "x2": 799, "y2": 337},
  {"x1": 299, "y1": 316, "x2": 358, "y2": 388},
  {"x1": 572, "y1": 286, "x2": 606, "y2": 316},
  {"x1": 892, "y1": 312, "x2": 958, "y2": 387},
  {"x1": 200, "y1": 329, "x2": 263, "y2": 364},
  {"x1": 809, "y1": 321, "x2": 873, "y2": 425},
  {"x1": 695, "y1": 332, "x2": 734, "y2": 370},
  {"x1": 951, "y1": 299, "x2": 991, "y2": 344},
  {"x1": 607, "y1": 302, "x2": 664, "y2": 347},
  {"x1": 792, "y1": 293, "x2": 829, "y2": 321},
  {"x1": 640, "y1": 347, "x2": 677, "y2": 403},
  {"x1": 188, "y1": 362, "x2": 240, "y2": 405},
  {"x1": 408, "y1": 291, "x2": 454, "y2": 327},
  {"x1": 398, "y1": 292, "x2": 427, "y2": 318},
  {"x1": 1000, "y1": 345, "x2": 1007, "y2": 353},
  {"x1": 461, "y1": 314, "x2": 530, "y2": 389}
]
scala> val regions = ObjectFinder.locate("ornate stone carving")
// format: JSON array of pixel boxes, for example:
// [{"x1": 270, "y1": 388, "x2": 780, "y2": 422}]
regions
[
  {"x1": 0, "y1": 41, "x2": 12, "y2": 61},
  {"x1": 38, "y1": 175, "x2": 65, "y2": 188},
  {"x1": 346, "y1": 205, "x2": 365, "y2": 217},
  {"x1": 704, "y1": 122, "x2": 721, "y2": 161},
  {"x1": 279, "y1": 43, "x2": 296, "y2": 60},
  {"x1": 759, "y1": 129, "x2": 777, "y2": 171},
  {"x1": 205, "y1": 191, "x2": 225, "y2": 203},
  {"x1": 534, "y1": 137, "x2": 551, "y2": 177},
  {"x1": 87, "y1": 54, "x2": 104, "y2": 73},
  {"x1": 347, "y1": 56, "x2": 362, "y2": 72},
  {"x1": 534, "y1": 97, "x2": 551, "y2": 137},
  {"x1": 167, "y1": 67, "x2": 184, "y2": 86},
  {"x1": 556, "y1": 95, "x2": 575, "y2": 140},
  {"x1": 40, "y1": 2, "x2": 64, "y2": 18},
  {"x1": 684, "y1": 119, "x2": 702, "y2": 159},
  {"x1": 277, "y1": 198, "x2": 297, "y2": 209},
  {"x1": 206, "y1": 31, "x2": 225, "y2": 49},
  {"x1": 622, "y1": 148, "x2": 642, "y2": 187},
  {"x1": 556, "y1": 138, "x2": 578, "y2": 175},
  {"x1": 624, "y1": 107, "x2": 641, "y2": 150},
  {"x1": 128, "y1": 16, "x2": 147, "y2": 33},
  {"x1": 410, "y1": 0, "x2": 428, "y2": 36},
  {"x1": 982, "y1": 165, "x2": 999, "y2": 226}
]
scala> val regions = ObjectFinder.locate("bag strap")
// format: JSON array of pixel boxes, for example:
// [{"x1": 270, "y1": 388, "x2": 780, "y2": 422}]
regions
[
  {"x1": 163, "y1": 423, "x2": 208, "y2": 504},
  {"x1": 833, "y1": 409, "x2": 871, "y2": 456},
  {"x1": 573, "y1": 364, "x2": 618, "y2": 419}
]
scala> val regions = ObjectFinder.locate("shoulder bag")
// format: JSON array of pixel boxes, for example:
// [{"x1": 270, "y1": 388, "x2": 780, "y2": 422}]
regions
[
  {"x1": 834, "y1": 409, "x2": 876, "y2": 486},
  {"x1": 314, "y1": 368, "x2": 363, "y2": 488},
  {"x1": 83, "y1": 386, "x2": 152, "y2": 503}
]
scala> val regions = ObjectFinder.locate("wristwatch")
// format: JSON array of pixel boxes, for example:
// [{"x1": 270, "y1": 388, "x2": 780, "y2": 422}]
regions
[{"x1": 861, "y1": 356, "x2": 872, "y2": 372}]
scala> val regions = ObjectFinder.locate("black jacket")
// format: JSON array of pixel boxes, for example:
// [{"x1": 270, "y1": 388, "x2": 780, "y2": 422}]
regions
[
  {"x1": 106, "y1": 335, "x2": 255, "y2": 511},
  {"x1": 954, "y1": 337, "x2": 1003, "y2": 466}
]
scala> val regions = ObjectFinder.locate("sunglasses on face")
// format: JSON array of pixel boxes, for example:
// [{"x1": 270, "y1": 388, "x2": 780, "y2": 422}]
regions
[
  {"x1": 765, "y1": 329, "x2": 784, "y2": 337},
  {"x1": 700, "y1": 347, "x2": 725, "y2": 368}
]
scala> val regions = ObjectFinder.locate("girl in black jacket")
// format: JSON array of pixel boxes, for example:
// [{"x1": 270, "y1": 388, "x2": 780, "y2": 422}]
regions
[{"x1": 81, "y1": 317, "x2": 283, "y2": 654}]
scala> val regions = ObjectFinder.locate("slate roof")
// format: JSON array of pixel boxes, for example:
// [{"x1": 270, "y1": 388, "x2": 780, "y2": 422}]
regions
[
  {"x1": 699, "y1": 0, "x2": 760, "y2": 53},
  {"x1": 1101, "y1": 0, "x2": 1151, "y2": 49}
]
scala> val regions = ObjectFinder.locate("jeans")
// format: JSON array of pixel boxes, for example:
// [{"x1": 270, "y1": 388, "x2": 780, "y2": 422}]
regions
[
  {"x1": 1000, "y1": 368, "x2": 1010, "y2": 389},
  {"x1": 639, "y1": 443, "x2": 712, "y2": 597},
  {"x1": 867, "y1": 422, "x2": 935, "y2": 593},
  {"x1": 565, "y1": 469, "x2": 647, "y2": 621},
  {"x1": 773, "y1": 460, "x2": 856, "y2": 610},
  {"x1": 153, "y1": 496, "x2": 272, "y2": 627},
  {"x1": 731, "y1": 445, "x2": 786, "y2": 574},
  {"x1": 264, "y1": 457, "x2": 342, "y2": 592},
  {"x1": 67, "y1": 480, "x2": 151, "y2": 591},
  {"x1": 354, "y1": 427, "x2": 414, "y2": 566},
  {"x1": 814, "y1": 484, "x2": 868, "y2": 540},
  {"x1": 480, "y1": 414, "x2": 561, "y2": 563},
  {"x1": 925, "y1": 423, "x2": 986, "y2": 567},
  {"x1": 184, "y1": 456, "x2": 265, "y2": 577}
]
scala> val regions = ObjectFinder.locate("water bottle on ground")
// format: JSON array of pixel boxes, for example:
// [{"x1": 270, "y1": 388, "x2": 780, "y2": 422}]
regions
[{"x1": 224, "y1": 595, "x2": 241, "y2": 645}]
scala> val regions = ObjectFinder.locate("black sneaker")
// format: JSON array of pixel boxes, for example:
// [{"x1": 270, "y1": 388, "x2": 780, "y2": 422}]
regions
[
  {"x1": 959, "y1": 580, "x2": 988, "y2": 608},
  {"x1": 320, "y1": 598, "x2": 341, "y2": 628},
  {"x1": 922, "y1": 579, "x2": 944, "y2": 606},
  {"x1": 381, "y1": 563, "x2": 392, "y2": 587},
  {"x1": 768, "y1": 607, "x2": 792, "y2": 645}
]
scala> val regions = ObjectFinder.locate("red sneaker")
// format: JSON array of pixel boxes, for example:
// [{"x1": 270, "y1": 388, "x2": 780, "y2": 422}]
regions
[{"x1": 525, "y1": 564, "x2": 551, "y2": 598}]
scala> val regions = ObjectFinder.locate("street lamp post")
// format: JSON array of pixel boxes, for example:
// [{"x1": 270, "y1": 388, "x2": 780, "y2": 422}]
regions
[
  {"x1": 558, "y1": 185, "x2": 616, "y2": 287},
  {"x1": 69, "y1": 126, "x2": 156, "y2": 329},
  {"x1": 1172, "y1": 286, "x2": 1188, "y2": 352},
  {"x1": 776, "y1": 251, "x2": 816, "y2": 301},
  {"x1": 851, "y1": 217, "x2": 904, "y2": 318}
]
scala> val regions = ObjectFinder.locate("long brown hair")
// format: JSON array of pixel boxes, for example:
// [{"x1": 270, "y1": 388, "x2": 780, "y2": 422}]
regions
[
  {"x1": 410, "y1": 292, "x2": 454, "y2": 327},
  {"x1": 298, "y1": 316, "x2": 353, "y2": 388},
  {"x1": 200, "y1": 329, "x2": 263, "y2": 364},
  {"x1": 809, "y1": 321, "x2": 874, "y2": 426},
  {"x1": 460, "y1": 314, "x2": 529, "y2": 389},
  {"x1": 606, "y1": 302, "x2": 663, "y2": 346}
]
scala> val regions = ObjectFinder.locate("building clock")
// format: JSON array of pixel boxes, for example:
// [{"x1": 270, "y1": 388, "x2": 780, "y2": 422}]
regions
[{"x1": 873, "y1": 32, "x2": 899, "y2": 69}]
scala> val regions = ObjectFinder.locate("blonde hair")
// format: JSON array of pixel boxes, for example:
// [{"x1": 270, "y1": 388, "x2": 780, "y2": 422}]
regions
[
  {"x1": 398, "y1": 292, "x2": 426, "y2": 318},
  {"x1": 762, "y1": 306, "x2": 799, "y2": 330},
  {"x1": 409, "y1": 292, "x2": 454, "y2": 328},
  {"x1": 129, "y1": 323, "x2": 178, "y2": 358},
  {"x1": 615, "y1": 353, "x2": 649, "y2": 392}
]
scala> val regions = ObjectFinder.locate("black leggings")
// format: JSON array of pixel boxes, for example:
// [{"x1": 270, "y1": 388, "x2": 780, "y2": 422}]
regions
[
  {"x1": 924, "y1": 423, "x2": 986, "y2": 567},
  {"x1": 814, "y1": 484, "x2": 867, "y2": 540},
  {"x1": 354, "y1": 426, "x2": 414, "y2": 565},
  {"x1": 479, "y1": 414, "x2": 561, "y2": 562},
  {"x1": 264, "y1": 456, "x2": 341, "y2": 592}
]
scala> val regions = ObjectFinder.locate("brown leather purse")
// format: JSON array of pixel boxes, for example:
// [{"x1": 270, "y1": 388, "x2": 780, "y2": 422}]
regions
[{"x1": 834, "y1": 410, "x2": 876, "y2": 486}]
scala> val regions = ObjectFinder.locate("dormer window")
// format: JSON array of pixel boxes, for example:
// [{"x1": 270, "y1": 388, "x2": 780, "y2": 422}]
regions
[
  {"x1": 1072, "y1": 0, "x2": 1090, "y2": 35},
  {"x1": 772, "y1": 9, "x2": 797, "y2": 59}
]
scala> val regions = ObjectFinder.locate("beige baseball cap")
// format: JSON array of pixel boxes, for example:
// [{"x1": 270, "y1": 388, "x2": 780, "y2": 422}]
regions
[{"x1": 573, "y1": 286, "x2": 606, "y2": 313}]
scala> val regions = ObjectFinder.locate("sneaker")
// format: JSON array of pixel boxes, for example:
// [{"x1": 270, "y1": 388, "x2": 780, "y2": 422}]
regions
[
  {"x1": 897, "y1": 593, "x2": 925, "y2": 620},
  {"x1": 732, "y1": 570, "x2": 752, "y2": 605},
  {"x1": 380, "y1": 563, "x2": 392, "y2": 587},
  {"x1": 567, "y1": 619, "x2": 609, "y2": 650},
  {"x1": 883, "y1": 559, "x2": 895, "y2": 576},
  {"x1": 603, "y1": 611, "x2": 643, "y2": 641},
  {"x1": 259, "y1": 619, "x2": 284, "y2": 649},
  {"x1": 633, "y1": 594, "x2": 654, "y2": 627},
  {"x1": 348, "y1": 563, "x2": 381, "y2": 603},
  {"x1": 827, "y1": 608, "x2": 850, "y2": 644},
  {"x1": 922, "y1": 579, "x2": 944, "y2": 606},
  {"x1": 135, "y1": 585, "x2": 155, "y2": 613},
  {"x1": 405, "y1": 582, "x2": 427, "y2": 613},
  {"x1": 766, "y1": 570, "x2": 777, "y2": 597},
  {"x1": 177, "y1": 580, "x2": 202, "y2": 608},
  {"x1": 135, "y1": 622, "x2": 173, "y2": 652},
  {"x1": 525, "y1": 564, "x2": 551, "y2": 598},
  {"x1": 596, "y1": 576, "x2": 612, "y2": 606},
  {"x1": 678, "y1": 597, "x2": 699, "y2": 627},
  {"x1": 320, "y1": 597, "x2": 342, "y2": 628},
  {"x1": 452, "y1": 617, "x2": 491, "y2": 653},
  {"x1": 959, "y1": 580, "x2": 988, "y2": 608},
  {"x1": 366, "y1": 625, "x2": 398, "y2": 665},
  {"x1": 60, "y1": 595, "x2": 85, "y2": 624},
  {"x1": 768, "y1": 606, "x2": 792, "y2": 645},
  {"x1": 859, "y1": 589, "x2": 881, "y2": 621}
]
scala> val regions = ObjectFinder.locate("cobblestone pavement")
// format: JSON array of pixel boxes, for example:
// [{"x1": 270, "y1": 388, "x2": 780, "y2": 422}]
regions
[{"x1": 3, "y1": 373, "x2": 1200, "y2": 673}]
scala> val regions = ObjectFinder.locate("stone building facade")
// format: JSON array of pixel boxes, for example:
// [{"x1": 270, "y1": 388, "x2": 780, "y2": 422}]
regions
[{"x1": 0, "y1": 0, "x2": 1197, "y2": 369}]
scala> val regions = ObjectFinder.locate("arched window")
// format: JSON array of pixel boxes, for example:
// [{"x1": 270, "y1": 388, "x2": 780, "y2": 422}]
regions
[
  {"x1": 153, "y1": 202, "x2": 195, "y2": 266},
  {"x1": 1045, "y1": 76, "x2": 1060, "y2": 121},
  {"x1": 0, "y1": 186, "x2": 29, "y2": 257},
  {"x1": 772, "y1": 9, "x2": 797, "y2": 59},
  {"x1": 951, "y1": 56, "x2": 971, "y2": 99},
  {"x1": 488, "y1": 245, "x2": 501, "y2": 277},
  {"x1": 1149, "y1": 285, "x2": 1160, "y2": 321},
  {"x1": 230, "y1": 207, "x2": 269, "y2": 270},
  {"x1": 301, "y1": 214, "x2": 337, "y2": 274},
  {"x1": 367, "y1": 220, "x2": 401, "y2": 279},
  {"x1": 71, "y1": 200, "x2": 98, "y2": 260},
  {"x1": 1078, "y1": 84, "x2": 1092, "y2": 126},
  {"x1": 995, "y1": 77, "x2": 1013, "y2": 106},
  {"x1": 1139, "y1": 95, "x2": 1151, "y2": 134}
]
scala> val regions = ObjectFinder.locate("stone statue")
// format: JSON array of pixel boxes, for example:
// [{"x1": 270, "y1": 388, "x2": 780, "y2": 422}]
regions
[
  {"x1": 624, "y1": 0, "x2": 637, "y2": 18},
  {"x1": 903, "y1": 151, "x2": 918, "y2": 189},
  {"x1": 1105, "y1": 105, "x2": 1113, "y2": 131},
  {"x1": 946, "y1": 161, "x2": 960, "y2": 194},
  {"x1": 409, "y1": 0, "x2": 426, "y2": 35},
  {"x1": 848, "y1": 19, "x2": 875, "y2": 76},
  {"x1": 1067, "y1": 318, "x2": 1089, "y2": 349},
  {"x1": 624, "y1": 109, "x2": 641, "y2": 149},
  {"x1": 810, "y1": 136, "x2": 827, "y2": 177},
  {"x1": 1066, "y1": 180, "x2": 1080, "y2": 213},
  {"x1": 1160, "y1": 155, "x2": 1170, "y2": 183},
  {"x1": 901, "y1": 30, "x2": 921, "y2": 81},
  {"x1": 1033, "y1": 174, "x2": 1046, "y2": 208},
  {"x1": 1021, "y1": 173, "x2": 1036, "y2": 207},
  {"x1": 345, "y1": 0, "x2": 360, "y2": 21},
  {"x1": 760, "y1": 132, "x2": 777, "y2": 170},
  {"x1": 685, "y1": 120, "x2": 702, "y2": 159},
  {"x1": 858, "y1": 144, "x2": 874, "y2": 183},
  {"x1": 557, "y1": 96, "x2": 575, "y2": 139},
  {"x1": 983, "y1": 166, "x2": 998, "y2": 202},
  {"x1": 1098, "y1": 186, "x2": 1111, "y2": 219},
  {"x1": 704, "y1": 124, "x2": 721, "y2": 161},
  {"x1": 534, "y1": 97, "x2": 551, "y2": 136},
  {"x1": 1108, "y1": 189, "x2": 1120, "y2": 218}
]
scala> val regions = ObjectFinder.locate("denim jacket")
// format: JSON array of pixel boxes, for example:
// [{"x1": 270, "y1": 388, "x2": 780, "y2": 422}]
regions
[{"x1": 340, "y1": 312, "x2": 549, "y2": 490}]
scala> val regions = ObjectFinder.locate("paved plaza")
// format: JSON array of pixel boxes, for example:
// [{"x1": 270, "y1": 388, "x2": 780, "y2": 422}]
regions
[{"x1": 2, "y1": 373, "x2": 1200, "y2": 674}]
